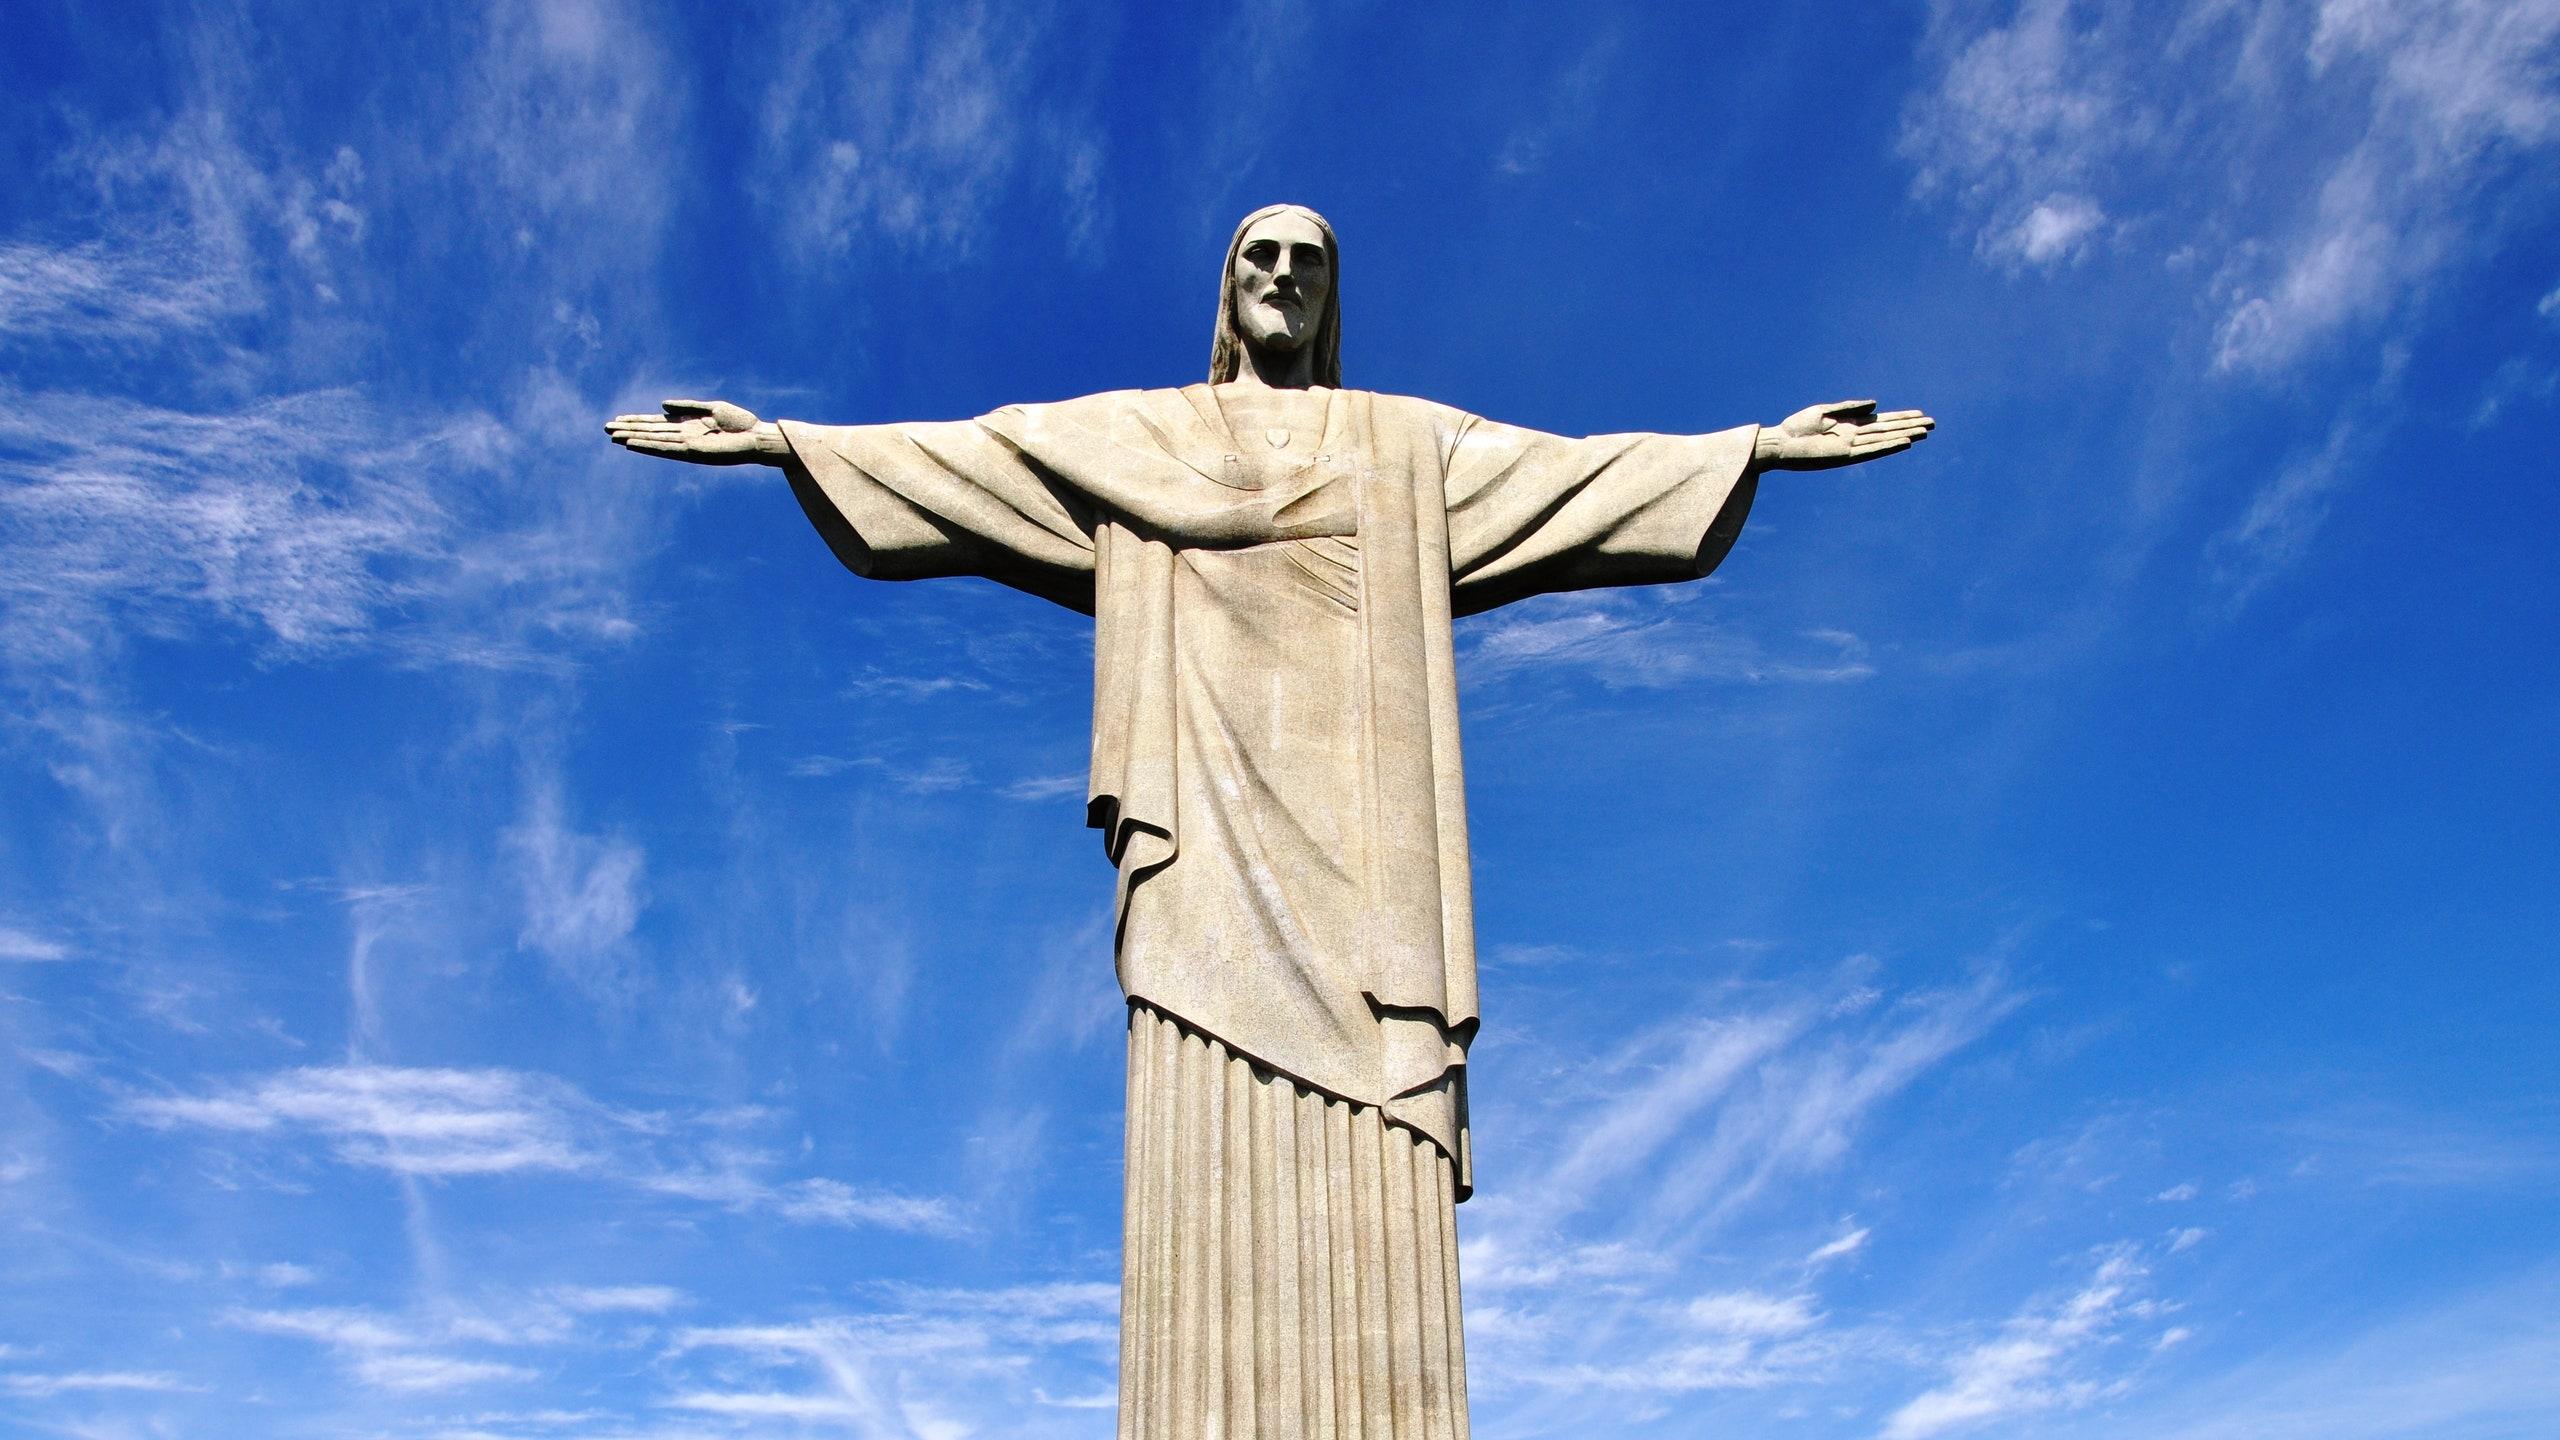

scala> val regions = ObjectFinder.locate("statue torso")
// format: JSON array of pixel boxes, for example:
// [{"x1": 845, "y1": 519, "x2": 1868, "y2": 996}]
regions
[{"x1": 1207, "y1": 383, "x2": 1337, "y2": 486}]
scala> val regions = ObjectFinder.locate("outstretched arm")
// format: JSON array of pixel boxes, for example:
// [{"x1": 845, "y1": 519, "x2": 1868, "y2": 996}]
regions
[
  {"x1": 605, "y1": 399, "x2": 792, "y2": 464},
  {"x1": 1752, "y1": 399, "x2": 1935, "y2": 471},
  {"x1": 1439, "y1": 396, "x2": 1935, "y2": 615},
  {"x1": 607, "y1": 395, "x2": 1101, "y2": 613}
]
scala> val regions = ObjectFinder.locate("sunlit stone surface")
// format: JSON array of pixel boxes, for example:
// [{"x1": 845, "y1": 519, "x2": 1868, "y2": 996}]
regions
[{"x1": 607, "y1": 204, "x2": 1932, "y2": 1436}]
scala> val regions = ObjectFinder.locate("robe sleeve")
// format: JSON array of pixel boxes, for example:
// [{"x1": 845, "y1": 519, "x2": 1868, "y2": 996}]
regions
[
  {"x1": 1440, "y1": 413, "x2": 1761, "y2": 618},
  {"x1": 777, "y1": 411, "x2": 1099, "y2": 614}
]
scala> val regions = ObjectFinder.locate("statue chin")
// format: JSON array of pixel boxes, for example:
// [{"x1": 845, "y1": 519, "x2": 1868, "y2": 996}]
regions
[{"x1": 1241, "y1": 311, "x2": 1308, "y2": 353}]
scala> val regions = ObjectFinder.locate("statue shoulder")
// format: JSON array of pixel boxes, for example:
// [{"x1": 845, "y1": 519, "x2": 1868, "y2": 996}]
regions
[
  {"x1": 1352, "y1": 389, "x2": 1478, "y2": 443},
  {"x1": 1356, "y1": 390, "x2": 1469, "y2": 420},
  {"x1": 987, "y1": 387, "x2": 1158, "y2": 424}
]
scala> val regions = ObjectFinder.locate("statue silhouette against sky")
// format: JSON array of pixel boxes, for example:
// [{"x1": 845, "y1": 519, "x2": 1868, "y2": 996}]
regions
[{"x1": 610, "y1": 204, "x2": 1932, "y2": 1439}]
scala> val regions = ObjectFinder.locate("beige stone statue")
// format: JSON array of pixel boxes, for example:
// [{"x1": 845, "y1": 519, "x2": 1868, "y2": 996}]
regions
[{"x1": 609, "y1": 205, "x2": 1931, "y2": 1439}]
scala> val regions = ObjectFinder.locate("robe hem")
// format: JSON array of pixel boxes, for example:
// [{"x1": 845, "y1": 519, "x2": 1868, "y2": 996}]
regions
[{"x1": 1122, "y1": 997, "x2": 1473, "y2": 1202}]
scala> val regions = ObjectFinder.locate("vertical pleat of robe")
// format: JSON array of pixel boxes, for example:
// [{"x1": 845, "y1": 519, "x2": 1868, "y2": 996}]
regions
[
  {"x1": 1121, "y1": 1002, "x2": 1468, "y2": 1440},
  {"x1": 775, "y1": 387, "x2": 1759, "y2": 1438},
  {"x1": 780, "y1": 390, "x2": 1754, "y2": 1178}
]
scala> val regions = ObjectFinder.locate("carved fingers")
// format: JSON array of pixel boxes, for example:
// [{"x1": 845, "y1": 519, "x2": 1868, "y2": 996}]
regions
[
  {"x1": 604, "y1": 412, "x2": 709, "y2": 454},
  {"x1": 605, "y1": 399, "x2": 765, "y2": 461},
  {"x1": 1762, "y1": 401, "x2": 1937, "y2": 469},
  {"x1": 1846, "y1": 409, "x2": 1936, "y2": 457},
  {"x1": 663, "y1": 398, "x2": 759, "y2": 431},
  {"x1": 1783, "y1": 399, "x2": 1871, "y2": 438}
]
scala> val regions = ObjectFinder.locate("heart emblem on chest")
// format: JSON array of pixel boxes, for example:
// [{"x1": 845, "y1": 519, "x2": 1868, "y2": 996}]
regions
[{"x1": 1264, "y1": 428, "x2": 1291, "y2": 450}]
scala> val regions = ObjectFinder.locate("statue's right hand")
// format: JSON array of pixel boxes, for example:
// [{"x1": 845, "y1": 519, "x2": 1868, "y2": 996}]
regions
[{"x1": 605, "y1": 399, "x2": 778, "y2": 465}]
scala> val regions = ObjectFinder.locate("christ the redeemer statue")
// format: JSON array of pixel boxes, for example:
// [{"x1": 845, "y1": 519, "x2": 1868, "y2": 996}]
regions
[{"x1": 609, "y1": 205, "x2": 1932, "y2": 1439}]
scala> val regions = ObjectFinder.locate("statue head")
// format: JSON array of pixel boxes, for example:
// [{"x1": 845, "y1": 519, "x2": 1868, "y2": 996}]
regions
[{"x1": 1209, "y1": 204, "x2": 1340, "y2": 387}]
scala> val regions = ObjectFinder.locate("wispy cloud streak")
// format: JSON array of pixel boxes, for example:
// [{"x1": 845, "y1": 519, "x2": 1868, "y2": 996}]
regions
[
  {"x1": 124, "y1": 1064, "x2": 960, "y2": 1234},
  {"x1": 751, "y1": 1, "x2": 1109, "y2": 265},
  {"x1": 1882, "y1": 1251, "x2": 2158, "y2": 1438},
  {"x1": 1460, "y1": 971, "x2": 2023, "y2": 1417},
  {"x1": 1905, "y1": 0, "x2": 2560, "y2": 366},
  {"x1": 666, "y1": 1282, "x2": 1118, "y2": 1438},
  {"x1": 1465, "y1": 591, "x2": 1875, "y2": 689}
]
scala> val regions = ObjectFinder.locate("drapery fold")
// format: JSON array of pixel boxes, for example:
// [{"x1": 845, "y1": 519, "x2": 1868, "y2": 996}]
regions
[
  {"x1": 1122, "y1": 1002, "x2": 1469, "y2": 1440},
  {"x1": 779, "y1": 389, "x2": 1758, "y2": 1194}
]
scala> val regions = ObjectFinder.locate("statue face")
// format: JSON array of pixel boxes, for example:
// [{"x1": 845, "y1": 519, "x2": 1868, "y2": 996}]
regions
[{"x1": 1230, "y1": 212, "x2": 1332, "y2": 356}]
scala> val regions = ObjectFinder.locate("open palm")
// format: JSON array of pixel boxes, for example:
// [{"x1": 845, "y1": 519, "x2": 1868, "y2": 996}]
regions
[
  {"x1": 605, "y1": 399, "x2": 771, "y2": 464},
  {"x1": 1758, "y1": 399, "x2": 1935, "y2": 471}
]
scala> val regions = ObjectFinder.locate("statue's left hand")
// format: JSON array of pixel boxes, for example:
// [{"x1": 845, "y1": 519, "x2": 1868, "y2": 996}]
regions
[
  {"x1": 605, "y1": 399, "x2": 789, "y2": 465},
  {"x1": 1754, "y1": 399, "x2": 1935, "y2": 471}
]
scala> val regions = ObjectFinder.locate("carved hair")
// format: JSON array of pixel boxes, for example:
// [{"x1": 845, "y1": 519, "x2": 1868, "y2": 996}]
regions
[{"x1": 1208, "y1": 204, "x2": 1342, "y2": 387}]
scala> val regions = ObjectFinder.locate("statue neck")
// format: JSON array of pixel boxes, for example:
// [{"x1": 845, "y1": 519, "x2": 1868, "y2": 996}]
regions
[{"x1": 1233, "y1": 337, "x2": 1319, "y2": 391}]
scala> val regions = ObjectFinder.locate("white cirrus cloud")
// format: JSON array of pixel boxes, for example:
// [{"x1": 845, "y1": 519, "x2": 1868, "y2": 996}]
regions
[
  {"x1": 770, "y1": 1178, "x2": 971, "y2": 1237},
  {"x1": 351, "y1": 1352, "x2": 536, "y2": 1392},
  {"x1": 227, "y1": 1305, "x2": 539, "y2": 1393},
  {"x1": 1496, "y1": 28, "x2": 1625, "y2": 177},
  {"x1": 2001, "y1": 192, "x2": 2106, "y2": 266},
  {"x1": 547, "y1": 1284, "x2": 685, "y2": 1315},
  {"x1": 2202, "y1": 418, "x2": 2357, "y2": 610},
  {"x1": 1686, "y1": 1290, "x2": 1823, "y2": 1337},
  {"x1": 2213, "y1": 0, "x2": 2560, "y2": 371},
  {"x1": 1881, "y1": 1250, "x2": 2154, "y2": 1439},
  {"x1": 0, "y1": 925, "x2": 72, "y2": 962},
  {"x1": 0, "y1": 1370, "x2": 197, "y2": 1397},
  {"x1": 1504, "y1": 1284, "x2": 1861, "y2": 1398},
  {"x1": 127, "y1": 1065, "x2": 602, "y2": 1176},
  {"x1": 749, "y1": 1, "x2": 1110, "y2": 265},
  {"x1": 1472, "y1": 973, "x2": 2019, "y2": 1261},
  {"x1": 1465, "y1": 590, "x2": 1875, "y2": 689},
  {"x1": 1454, "y1": 972, "x2": 2021, "y2": 1422},
  {"x1": 124, "y1": 1062, "x2": 958, "y2": 1236},
  {"x1": 1462, "y1": 1234, "x2": 1668, "y2": 1293},
  {"x1": 846, "y1": 670, "x2": 993, "y2": 701},
  {"x1": 436, "y1": 0, "x2": 691, "y2": 299},
  {"x1": 223, "y1": 1283, "x2": 697, "y2": 1398},
  {"x1": 665, "y1": 1283, "x2": 1119, "y2": 1438},
  {"x1": 1905, "y1": 0, "x2": 2560, "y2": 372},
  {"x1": 2113, "y1": 1270, "x2": 2560, "y2": 1440},
  {"x1": 503, "y1": 777, "x2": 647, "y2": 999},
  {"x1": 0, "y1": 232, "x2": 253, "y2": 349},
  {"x1": 1900, "y1": 0, "x2": 2150, "y2": 260},
  {"x1": 997, "y1": 772, "x2": 1086, "y2": 802},
  {"x1": 890, "y1": 757, "x2": 975, "y2": 795},
  {"x1": 1807, "y1": 1225, "x2": 1873, "y2": 1267},
  {"x1": 0, "y1": 386, "x2": 461, "y2": 674}
]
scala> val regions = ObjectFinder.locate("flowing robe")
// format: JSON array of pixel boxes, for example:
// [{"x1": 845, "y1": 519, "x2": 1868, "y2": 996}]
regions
[{"x1": 780, "y1": 385, "x2": 1755, "y2": 1436}]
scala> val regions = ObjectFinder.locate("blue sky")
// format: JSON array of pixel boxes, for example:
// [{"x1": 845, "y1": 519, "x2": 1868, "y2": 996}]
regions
[{"x1": 2, "y1": 1, "x2": 2556, "y2": 1436}]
